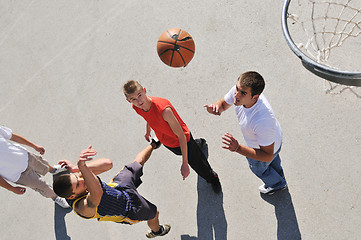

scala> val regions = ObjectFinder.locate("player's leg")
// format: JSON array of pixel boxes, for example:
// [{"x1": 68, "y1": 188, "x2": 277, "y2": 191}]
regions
[
  {"x1": 247, "y1": 156, "x2": 287, "y2": 194},
  {"x1": 27, "y1": 152, "x2": 66, "y2": 175},
  {"x1": 124, "y1": 187, "x2": 171, "y2": 238},
  {"x1": 15, "y1": 167, "x2": 55, "y2": 198},
  {"x1": 164, "y1": 136, "x2": 221, "y2": 193},
  {"x1": 112, "y1": 140, "x2": 161, "y2": 189},
  {"x1": 134, "y1": 139, "x2": 161, "y2": 166},
  {"x1": 27, "y1": 152, "x2": 51, "y2": 176},
  {"x1": 147, "y1": 210, "x2": 160, "y2": 232},
  {"x1": 15, "y1": 166, "x2": 70, "y2": 208},
  {"x1": 269, "y1": 148, "x2": 285, "y2": 179},
  {"x1": 187, "y1": 137, "x2": 220, "y2": 180},
  {"x1": 146, "y1": 210, "x2": 171, "y2": 238},
  {"x1": 164, "y1": 136, "x2": 215, "y2": 181}
]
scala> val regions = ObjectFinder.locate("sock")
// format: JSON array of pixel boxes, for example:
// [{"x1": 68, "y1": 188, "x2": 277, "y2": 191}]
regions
[
  {"x1": 152, "y1": 225, "x2": 163, "y2": 235},
  {"x1": 50, "y1": 166, "x2": 58, "y2": 173}
]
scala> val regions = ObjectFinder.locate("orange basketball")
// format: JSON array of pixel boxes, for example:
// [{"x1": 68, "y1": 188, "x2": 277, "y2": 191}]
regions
[{"x1": 157, "y1": 28, "x2": 195, "y2": 67}]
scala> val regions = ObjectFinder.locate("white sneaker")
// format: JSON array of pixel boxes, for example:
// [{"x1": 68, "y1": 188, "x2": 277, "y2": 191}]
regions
[
  {"x1": 53, "y1": 196, "x2": 71, "y2": 208},
  {"x1": 146, "y1": 224, "x2": 171, "y2": 238},
  {"x1": 259, "y1": 184, "x2": 287, "y2": 195},
  {"x1": 51, "y1": 164, "x2": 67, "y2": 175}
]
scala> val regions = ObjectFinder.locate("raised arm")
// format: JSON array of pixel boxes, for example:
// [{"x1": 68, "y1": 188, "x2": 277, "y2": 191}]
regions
[
  {"x1": 204, "y1": 97, "x2": 232, "y2": 116},
  {"x1": 10, "y1": 133, "x2": 45, "y2": 155},
  {"x1": 73, "y1": 146, "x2": 104, "y2": 218},
  {"x1": 162, "y1": 107, "x2": 190, "y2": 180}
]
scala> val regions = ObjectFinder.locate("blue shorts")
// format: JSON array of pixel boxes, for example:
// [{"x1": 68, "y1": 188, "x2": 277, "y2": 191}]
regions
[{"x1": 112, "y1": 162, "x2": 157, "y2": 221}]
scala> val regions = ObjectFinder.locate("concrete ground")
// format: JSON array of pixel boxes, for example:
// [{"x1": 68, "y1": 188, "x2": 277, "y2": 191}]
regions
[{"x1": 1, "y1": 1, "x2": 360, "y2": 239}]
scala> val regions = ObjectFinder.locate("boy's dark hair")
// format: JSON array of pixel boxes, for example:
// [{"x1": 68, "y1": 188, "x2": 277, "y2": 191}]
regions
[
  {"x1": 53, "y1": 174, "x2": 74, "y2": 199},
  {"x1": 238, "y1": 71, "x2": 265, "y2": 96},
  {"x1": 123, "y1": 80, "x2": 143, "y2": 98}
]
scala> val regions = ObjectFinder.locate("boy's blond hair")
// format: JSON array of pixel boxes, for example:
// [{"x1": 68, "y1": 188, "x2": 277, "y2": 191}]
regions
[{"x1": 123, "y1": 80, "x2": 144, "y2": 98}]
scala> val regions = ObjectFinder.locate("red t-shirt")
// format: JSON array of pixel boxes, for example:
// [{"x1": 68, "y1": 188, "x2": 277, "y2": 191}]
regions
[{"x1": 133, "y1": 97, "x2": 190, "y2": 148}]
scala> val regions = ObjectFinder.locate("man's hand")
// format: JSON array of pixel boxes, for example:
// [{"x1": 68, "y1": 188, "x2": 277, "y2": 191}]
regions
[
  {"x1": 58, "y1": 159, "x2": 77, "y2": 173},
  {"x1": 12, "y1": 186, "x2": 26, "y2": 195},
  {"x1": 180, "y1": 163, "x2": 190, "y2": 180},
  {"x1": 144, "y1": 131, "x2": 151, "y2": 142},
  {"x1": 222, "y1": 133, "x2": 240, "y2": 152},
  {"x1": 144, "y1": 123, "x2": 152, "y2": 142},
  {"x1": 204, "y1": 104, "x2": 221, "y2": 116},
  {"x1": 78, "y1": 145, "x2": 97, "y2": 166},
  {"x1": 34, "y1": 145, "x2": 45, "y2": 155}
]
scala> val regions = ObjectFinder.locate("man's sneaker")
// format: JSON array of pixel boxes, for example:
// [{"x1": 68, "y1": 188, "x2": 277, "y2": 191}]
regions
[
  {"x1": 210, "y1": 173, "x2": 222, "y2": 194},
  {"x1": 259, "y1": 184, "x2": 288, "y2": 195},
  {"x1": 53, "y1": 196, "x2": 71, "y2": 208},
  {"x1": 51, "y1": 164, "x2": 67, "y2": 175},
  {"x1": 146, "y1": 224, "x2": 171, "y2": 238},
  {"x1": 151, "y1": 137, "x2": 162, "y2": 150}
]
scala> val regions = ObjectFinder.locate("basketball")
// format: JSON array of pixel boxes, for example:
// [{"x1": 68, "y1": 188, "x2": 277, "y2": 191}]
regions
[{"x1": 157, "y1": 28, "x2": 195, "y2": 68}]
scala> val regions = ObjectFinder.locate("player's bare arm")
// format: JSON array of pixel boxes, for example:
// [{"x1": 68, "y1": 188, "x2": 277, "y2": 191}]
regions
[
  {"x1": 59, "y1": 158, "x2": 112, "y2": 175},
  {"x1": 74, "y1": 146, "x2": 103, "y2": 218},
  {"x1": 144, "y1": 122, "x2": 152, "y2": 142},
  {"x1": 162, "y1": 107, "x2": 190, "y2": 180},
  {"x1": 204, "y1": 97, "x2": 232, "y2": 116},
  {"x1": 10, "y1": 133, "x2": 45, "y2": 155},
  {"x1": 222, "y1": 133, "x2": 274, "y2": 162},
  {"x1": 0, "y1": 176, "x2": 26, "y2": 195}
]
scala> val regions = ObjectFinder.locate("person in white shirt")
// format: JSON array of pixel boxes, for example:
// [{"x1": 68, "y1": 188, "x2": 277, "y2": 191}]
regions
[
  {"x1": 204, "y1": 71, "x2": 287, "y2": 195},
  {"x1": 0, "y1": 125, "x2": 70, "y2": 208}
]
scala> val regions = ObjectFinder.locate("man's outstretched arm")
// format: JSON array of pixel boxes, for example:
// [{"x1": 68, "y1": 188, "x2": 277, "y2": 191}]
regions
[
  {"x1": 58, "y1": 157, "x2": 112, "y2": 175},
  {"x1": 204, "y1": 97, "x2": 232, "y2": 116},
  {"x1": 10, "y1": 133, "x2": 45, "y2": 155}
]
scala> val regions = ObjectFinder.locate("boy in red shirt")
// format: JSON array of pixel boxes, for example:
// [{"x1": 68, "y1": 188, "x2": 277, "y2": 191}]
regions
[{"x1": 123, "y1": 80, "x2": 221, "y2": 193}]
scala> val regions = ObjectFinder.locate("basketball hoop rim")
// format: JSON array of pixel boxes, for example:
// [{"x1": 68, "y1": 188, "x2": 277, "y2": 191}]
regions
[{"x1": 281, "y1": 0, "x2": 361, "y2": 87}]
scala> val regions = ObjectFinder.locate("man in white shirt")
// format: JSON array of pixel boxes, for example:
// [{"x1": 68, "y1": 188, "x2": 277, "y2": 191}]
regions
[
  {"x1": 204, "y1": 71, "x2": 287, "y2": 194},
  {"x1": 0, "y1": 125, "x2": 70, "y2": 208}
]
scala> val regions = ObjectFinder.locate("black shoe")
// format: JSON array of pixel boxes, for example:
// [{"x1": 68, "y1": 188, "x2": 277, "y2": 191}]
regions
[
  {"x1": 151, "y1": 137, "x2": 162, "y2": 149},
  {"x1": 210, "y1": 173, "x2": 222, "y2": 194}
]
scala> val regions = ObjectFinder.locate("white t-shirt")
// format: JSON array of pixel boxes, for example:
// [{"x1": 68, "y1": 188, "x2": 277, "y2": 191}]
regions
[
  {"x1": 224, "y1": 85, "x2": 282, "y2": 153},
  {"x1": 0, "y1": 126, "x2": 29, "y2": 182}
]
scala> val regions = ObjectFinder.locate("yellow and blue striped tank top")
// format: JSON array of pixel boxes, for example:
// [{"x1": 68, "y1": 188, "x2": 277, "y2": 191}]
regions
[{"x1": 67, "y1": 177, "x2": 140, "y2": 225}]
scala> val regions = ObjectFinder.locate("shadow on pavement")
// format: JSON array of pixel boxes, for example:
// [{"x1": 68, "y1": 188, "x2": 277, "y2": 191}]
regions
[
  {"x1": 53, "y1": 172, "x2": 72, "y2": 240},
  {"x1": 260, "y1": 188, "x2": 302, "y2": 240},
  {"x1": 181, "y1": 176, "x2": 227, "y2": 240},
  {"x1": 181, "y1": 138, "x2": 228, "y2": 240}
]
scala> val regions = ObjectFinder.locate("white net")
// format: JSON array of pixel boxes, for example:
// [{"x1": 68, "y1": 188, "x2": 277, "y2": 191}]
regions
[{"x1": 287, "y1": 0, "x2": 361, "y2": 97}]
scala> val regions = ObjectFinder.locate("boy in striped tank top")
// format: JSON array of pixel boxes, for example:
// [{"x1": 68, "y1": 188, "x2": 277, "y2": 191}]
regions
[{"x1": 53, "y1": 141, "x2": 170, "y2": 238}]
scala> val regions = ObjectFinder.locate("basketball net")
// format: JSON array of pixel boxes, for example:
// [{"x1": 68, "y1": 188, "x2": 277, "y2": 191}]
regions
[{"x1": 287, "y1": 0, "x2": 361, "y2": 97}]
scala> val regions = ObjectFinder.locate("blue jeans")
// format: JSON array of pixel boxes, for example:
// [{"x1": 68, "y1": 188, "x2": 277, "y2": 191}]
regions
[{"x1": 246, "y1": 147, "x2": 286, "y2": 189}]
